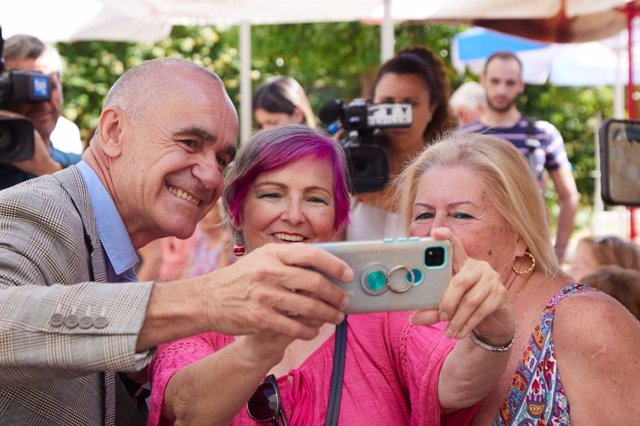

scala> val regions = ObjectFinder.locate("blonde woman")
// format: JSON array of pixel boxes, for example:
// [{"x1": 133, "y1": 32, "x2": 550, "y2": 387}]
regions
[{"x1": 398, "y1": 132, "x2": 640, "y2": 424}]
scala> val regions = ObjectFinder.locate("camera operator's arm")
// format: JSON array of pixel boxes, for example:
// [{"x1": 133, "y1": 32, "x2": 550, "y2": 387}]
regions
[
  {"x1": 13, "y1": 128, "x2": 63, "y2": 175},
  {"x1": 549, "y1": 165, "x2": 579, "y2": 263}
]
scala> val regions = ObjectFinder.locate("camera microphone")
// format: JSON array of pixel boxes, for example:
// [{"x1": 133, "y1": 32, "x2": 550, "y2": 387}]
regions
[{"x1": 319, "y1": 99, "x2": 343, "y2": 124}]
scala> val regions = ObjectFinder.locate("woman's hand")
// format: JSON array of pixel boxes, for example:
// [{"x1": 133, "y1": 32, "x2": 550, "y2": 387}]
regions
[
  {"x1": 411, "y1": 227, "x2": 516, "y2": 346},
  {"x1": 413, "y1": 227, "x2": 516, "y2": 411}
]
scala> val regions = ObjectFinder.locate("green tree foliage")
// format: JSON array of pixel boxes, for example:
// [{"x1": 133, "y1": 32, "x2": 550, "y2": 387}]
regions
[
  {"x1": 56, "y1": 22, "x2": 613, "y2": 213},
  {"x1": 520, "y1": 84, "x2": 614, "y2": 216},
  {"x1": 251, "y1": 22, "x2": 462, "y2": 111},
  {"x1": 56, "y1": 26, "x2": 240, "y2": 141}
]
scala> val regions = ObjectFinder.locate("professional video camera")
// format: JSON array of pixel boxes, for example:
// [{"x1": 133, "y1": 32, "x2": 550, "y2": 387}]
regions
[
  {"x1": 0, "y1": 27, "x2": 52, "y2": 163},
  {"x1": 319, "y1": 98, "x2": 412, "y2": 194},
  {"x1": 599, "y1": 118, "x2": 640, "y2": 206}
]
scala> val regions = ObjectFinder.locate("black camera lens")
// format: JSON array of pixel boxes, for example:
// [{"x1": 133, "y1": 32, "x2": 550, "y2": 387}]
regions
[
  {"x1": 424, "y1": 246, "x2": 445, "y2": 268},
  {"x1": 350, "y1": 157, "x2": 371, "y2": 175},
  {"x1": 0, "y1": 117, "x2": 36, "y2": 163},
  {"x1": 0, "y1": 125, "x2": 11, "y2": 150}
]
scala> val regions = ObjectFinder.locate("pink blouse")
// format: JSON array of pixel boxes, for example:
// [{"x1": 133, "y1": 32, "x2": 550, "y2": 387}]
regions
[{"x1": 148, "y1": 312, "x2": 463, "y2": 425}]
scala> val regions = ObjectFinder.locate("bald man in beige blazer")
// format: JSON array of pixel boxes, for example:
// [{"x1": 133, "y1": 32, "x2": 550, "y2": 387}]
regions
[{"x1": 0, "y1": 58, "x2": 351, "y2": 425}]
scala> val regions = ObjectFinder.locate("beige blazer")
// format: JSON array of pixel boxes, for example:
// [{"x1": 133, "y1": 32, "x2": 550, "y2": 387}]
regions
[{"x1": 0, "y1": 167, "x2": 154, "y2": 425}]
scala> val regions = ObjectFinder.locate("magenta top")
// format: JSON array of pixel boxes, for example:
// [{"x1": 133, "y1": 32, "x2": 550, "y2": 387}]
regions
[{"x1": 148, "y1": 312, "x2": 468, "y2": 425}]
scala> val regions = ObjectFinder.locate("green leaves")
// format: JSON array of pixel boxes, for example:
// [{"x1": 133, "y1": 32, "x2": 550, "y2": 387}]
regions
[{"x1": 522, "y1": 83, "x2": 614, "y2": 211}]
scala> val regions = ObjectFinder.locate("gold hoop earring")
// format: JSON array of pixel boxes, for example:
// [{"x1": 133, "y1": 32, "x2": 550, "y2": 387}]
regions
[{"x1": 512, "y1": 251, "x2": 536, "y2": 275}]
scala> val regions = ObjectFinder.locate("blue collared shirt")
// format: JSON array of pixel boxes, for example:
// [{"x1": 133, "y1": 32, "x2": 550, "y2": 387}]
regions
[{"x1": 76, "y1": 161, "x2": 138, "y2": 282}]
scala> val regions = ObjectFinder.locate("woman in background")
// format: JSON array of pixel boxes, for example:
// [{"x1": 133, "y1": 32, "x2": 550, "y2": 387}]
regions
[
  {"x1": 569, "y1": 234, "x2": 640, "y2": 281},
  {"x1": 346, "y1": 46, "x2": 454, "y2": 241},
  {"x1": 253, "y1": 76, "x2": 317, "y2": 129}
]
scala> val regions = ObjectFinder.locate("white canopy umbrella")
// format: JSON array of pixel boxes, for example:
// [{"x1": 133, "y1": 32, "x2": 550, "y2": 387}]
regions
[
  {"x1": 0, "y1": 0, "x2": 171, "y2": 43},
  {"x1": 4, "y1": 0, "x2": 626, "y2": 39}
]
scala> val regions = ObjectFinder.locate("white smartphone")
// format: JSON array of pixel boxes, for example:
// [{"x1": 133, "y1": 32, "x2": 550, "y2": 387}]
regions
[{"x1": 314, "y1": 237, "x2": 451, "y2": 314}]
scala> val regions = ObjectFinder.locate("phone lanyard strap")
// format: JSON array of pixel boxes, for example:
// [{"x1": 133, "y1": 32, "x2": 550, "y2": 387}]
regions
[{"x1": 325, "y1": 317, "x2": 348, "y2": 426}]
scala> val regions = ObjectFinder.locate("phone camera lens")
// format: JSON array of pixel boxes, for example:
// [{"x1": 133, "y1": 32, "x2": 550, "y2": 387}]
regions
[{"x1": 424, "y1": 247, "x2": 445, "y2": 268}]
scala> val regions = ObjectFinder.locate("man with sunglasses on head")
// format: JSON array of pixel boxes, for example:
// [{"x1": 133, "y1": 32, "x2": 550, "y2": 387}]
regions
[
  {"x1": 0, "y1": 58, "x2": 352, "y2": 425},
  {"x1": 0, "y1": 34, "x2": 82, "y2": 190}
]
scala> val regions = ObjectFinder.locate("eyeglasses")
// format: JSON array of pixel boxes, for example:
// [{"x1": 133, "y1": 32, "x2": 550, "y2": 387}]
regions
[{"x1": 246, "y1": 374, "x2": 288, "y2": 426}]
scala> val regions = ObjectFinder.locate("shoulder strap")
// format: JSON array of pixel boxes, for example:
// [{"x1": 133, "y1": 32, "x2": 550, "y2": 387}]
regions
[
  {"x1": 523, "y1": 116, "x2": 541, "y2": 148},
  {"x1": 325, "y1": 318, "x2": 348, "y2": 426},
  {"x1": 524, "y1": 116, "x2": 536, "y2": 133},
  {"x1": 545, "y1": 283, "x2": 596, "y2": 312},
  {"x1": 521, "y1": 116, "x2": 542, "y2": 180}
]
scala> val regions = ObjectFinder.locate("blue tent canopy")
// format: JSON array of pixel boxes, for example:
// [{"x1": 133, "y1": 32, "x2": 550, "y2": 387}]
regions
[{"x1": 454, "y1": 27, "x2": 548, "y2": 62}]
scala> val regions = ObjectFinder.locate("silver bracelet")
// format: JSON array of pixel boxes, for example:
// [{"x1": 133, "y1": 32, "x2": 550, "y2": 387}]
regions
[{"x1": 468, "y1": 320, "x2": 518, "y2": 353}]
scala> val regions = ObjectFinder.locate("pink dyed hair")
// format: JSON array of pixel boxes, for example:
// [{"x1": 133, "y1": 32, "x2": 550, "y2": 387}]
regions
[{"x1": 223, "y1": 125, "x2": 350, "y2": 232}]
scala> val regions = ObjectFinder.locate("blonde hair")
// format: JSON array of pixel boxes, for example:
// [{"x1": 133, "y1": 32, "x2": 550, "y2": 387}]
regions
[{"x1": 397, "y1": 132, "x2": 561, "y2": 277}]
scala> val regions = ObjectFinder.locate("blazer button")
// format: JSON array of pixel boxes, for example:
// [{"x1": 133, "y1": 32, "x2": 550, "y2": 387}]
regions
[
  {"x1": 94, "y1": 317, "x2": 109, "y2": 329},
  {"x1": 64, "y1": 314, "x2": 79, "y2": 328},
  {"x1": 79, "y1": 316, "x2": 94, "y2": 329},
  {"x1": 50, "y1": 313, "x2": 64, "y2": 327}
]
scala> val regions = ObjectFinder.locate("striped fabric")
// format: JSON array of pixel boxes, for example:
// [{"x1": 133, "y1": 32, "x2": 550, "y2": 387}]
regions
[
  {"x1": 0, "y1": 167, "x2": 154, "y2": 425},
  {"x1": 458, "y1": 117, "x2": 571, "y2": 184}
]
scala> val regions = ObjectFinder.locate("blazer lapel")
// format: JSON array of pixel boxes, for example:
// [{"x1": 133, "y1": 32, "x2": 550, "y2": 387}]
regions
[{"x1": 53, "y1": 166, "x2": 107, "y2": 282}]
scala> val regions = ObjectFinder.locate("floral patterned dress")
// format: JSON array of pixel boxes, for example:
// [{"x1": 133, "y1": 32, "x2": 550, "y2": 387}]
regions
[{"x1": 494, "y1": 284, "x2": 595, "y2": 425}]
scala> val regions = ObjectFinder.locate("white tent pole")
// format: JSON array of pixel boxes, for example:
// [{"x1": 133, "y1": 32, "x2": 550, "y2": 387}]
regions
[
  {"x1": 592, "y1": 113, "x2": 604, "y2": 215},
  {"x1": 240, "y1": 21, "x2": 252, "y2": 143},
  {"x1": 381, "y1": 0, "x2": 394, "y2": 62}
]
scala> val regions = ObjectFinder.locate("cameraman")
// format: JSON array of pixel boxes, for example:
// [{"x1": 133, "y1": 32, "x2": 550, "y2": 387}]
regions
[{"x1": 0, "y1": 35, "x2": 81, "y2": 190}]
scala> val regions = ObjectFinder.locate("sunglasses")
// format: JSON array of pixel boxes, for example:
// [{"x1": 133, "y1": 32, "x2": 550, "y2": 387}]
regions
[{"x1": 246, "y1": 374, "x2": 288, "y2": 426}]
